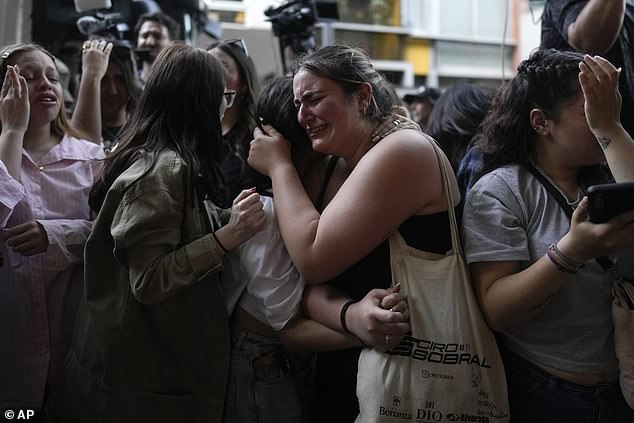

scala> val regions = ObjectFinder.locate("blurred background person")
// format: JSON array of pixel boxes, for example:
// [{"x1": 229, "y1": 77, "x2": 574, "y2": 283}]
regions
[
  {"x1": 207, "y1": 38, "x2": 260, "y2": 203},
  {"x1": 402, "y1": 85, "x2": 441, "y2": 132},
  {"x1": 427, "y1": 81, "x2": 496, "y2": 174},
  {"x1": 72, "y1": 38, "x2": 142, "y2": 152},
  {"x1": 134, "y1": 11, "x2": 180, "y2": 82},
  {"x1": 541, "y1": 0, "x2": 634, "y2": 137}
]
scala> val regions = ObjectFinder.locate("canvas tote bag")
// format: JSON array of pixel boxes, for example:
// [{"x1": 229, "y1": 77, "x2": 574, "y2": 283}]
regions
[{"x1": 355, "y1": 141, "x2": 509, "y2": 423}]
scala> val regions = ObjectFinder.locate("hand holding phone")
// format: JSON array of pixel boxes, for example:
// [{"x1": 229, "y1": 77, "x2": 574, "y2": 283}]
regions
[{"x1": 587, "y1": 182, "x2": 634, "y2": 223}]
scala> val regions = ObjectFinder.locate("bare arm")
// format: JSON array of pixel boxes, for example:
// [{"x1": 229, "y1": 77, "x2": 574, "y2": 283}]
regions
[
  {"x1": 71, "y1": 40, "x2": 112, "y2": 143},
  {"x1": 279, "y1": 314, "x2": 363, "y2": 352},
  {"x1": 567, "y1": 0, "x2": 625, "y2": 53},
  {"x1": 579, "y1": 54, "x2": 634, "y2": 181},
  {"x1": 472, "y1": 198, "x2": 634, "y2": 331},
  {"x1": 302, "y1": 283, "x2": 410, "y2": 349},
  {"x1": 280, "y1": 284, "x2": 409, "y2": 351},
  {"x1": 249, "y1": 127, "x2": 457, "y2": 283},
  {"x1": 471, "y1": 259, "x2": 573, "y2": 332},
  {"x1": 0, "y1": 65, "x2": 29, "y2": 179}
]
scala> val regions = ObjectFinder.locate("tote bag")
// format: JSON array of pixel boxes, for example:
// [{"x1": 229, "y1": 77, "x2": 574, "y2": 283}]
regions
[{"x1": 356, "y1": 141, "x2": 509, "y2": 423}]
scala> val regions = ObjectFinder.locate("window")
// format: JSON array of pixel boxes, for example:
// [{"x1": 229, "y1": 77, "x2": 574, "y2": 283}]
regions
[{"x1": 438, "y1": 0, "x2": 509, "y2": 40}]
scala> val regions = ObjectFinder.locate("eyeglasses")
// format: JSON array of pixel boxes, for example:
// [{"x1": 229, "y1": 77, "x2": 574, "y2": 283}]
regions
[
  {"x1": 222, "y1": 38, "x2": 249, "y2": 58},
  {"x1": 223, "y1": 89, "x2": 237, "y2": 108}
]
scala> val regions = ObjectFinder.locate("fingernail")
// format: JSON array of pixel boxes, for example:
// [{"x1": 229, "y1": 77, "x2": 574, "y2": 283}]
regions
[{"x1": 249, "y1": 187, "x2": 257, "y2": 192}]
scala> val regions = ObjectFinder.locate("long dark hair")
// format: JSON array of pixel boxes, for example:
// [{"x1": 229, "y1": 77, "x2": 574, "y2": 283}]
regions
[
  {"x1": 89, "y1": 43, "x2": 227, "y2": 211},
  {"x1": 476, "y1": 48, "x2": 601, "y2": 181},
  {"x1": 427, "y1": 81, "x2": 496, "y2": 172},
  {"x1": 241, "y1": 76, "x2": 313, "y2": 192},
  {"x1": 295, "y1": 43, "x2": 394, "y2": 122}
]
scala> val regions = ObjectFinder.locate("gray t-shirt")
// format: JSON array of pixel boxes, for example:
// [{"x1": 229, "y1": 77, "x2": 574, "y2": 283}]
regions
[{"x1": 462, "y1": 164, "x2": 633, "y2": 374}]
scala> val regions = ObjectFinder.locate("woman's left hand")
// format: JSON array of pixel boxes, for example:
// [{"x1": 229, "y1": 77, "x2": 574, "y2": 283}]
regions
[{"x1": 247, "y1": 124, "x2": 292, "y2": 176}]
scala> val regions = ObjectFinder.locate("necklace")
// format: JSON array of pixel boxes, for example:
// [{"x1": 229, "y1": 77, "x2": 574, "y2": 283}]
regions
[
  {"x1": 27, "y1": 143, "x2": 58, "y2": 171},
  {"x1": 532, "y1": 162, "x2": 584, "y2": 208}
]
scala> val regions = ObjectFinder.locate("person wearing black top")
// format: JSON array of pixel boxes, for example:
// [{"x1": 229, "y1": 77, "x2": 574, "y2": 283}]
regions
[{"x1": 541, "y1": 0, "x2": 634, "y2": 137}]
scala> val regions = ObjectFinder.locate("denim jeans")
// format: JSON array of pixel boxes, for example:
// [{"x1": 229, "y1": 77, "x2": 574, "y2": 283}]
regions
[
  {"x1": 222, "y1": 320, "x2": 312, "y2": 423},
  {"x1": 500, "y1": 344, "x2": 634, "y2": 423}
]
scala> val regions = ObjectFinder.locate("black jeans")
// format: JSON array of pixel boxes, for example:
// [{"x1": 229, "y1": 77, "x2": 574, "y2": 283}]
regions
[{"x1": 500, "y1": 344, "x2": 634, "y2": 423}]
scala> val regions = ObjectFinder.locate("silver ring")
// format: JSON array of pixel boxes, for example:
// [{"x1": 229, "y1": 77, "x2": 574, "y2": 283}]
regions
[{"x1": 384, "y1": 334, "x2": 390, "y2": 344}]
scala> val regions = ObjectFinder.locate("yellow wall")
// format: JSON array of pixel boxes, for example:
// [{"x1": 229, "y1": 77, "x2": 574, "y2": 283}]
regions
[{"x1": 405, "y1": 39, "x2": 431, "y2": 75}]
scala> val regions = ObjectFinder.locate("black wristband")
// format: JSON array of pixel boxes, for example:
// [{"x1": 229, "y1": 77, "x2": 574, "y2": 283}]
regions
[
  {"x1": 339, "y1": 300, "x2": 355, "y2": 334},
  {"x1": 211, "y1": 231, "x2": 227, "y2": 254}
]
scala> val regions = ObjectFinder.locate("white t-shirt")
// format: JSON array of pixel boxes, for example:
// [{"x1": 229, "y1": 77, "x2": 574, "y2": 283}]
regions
[{"x1": 220, "y1": 195, "x2": 304, "y2": 331}]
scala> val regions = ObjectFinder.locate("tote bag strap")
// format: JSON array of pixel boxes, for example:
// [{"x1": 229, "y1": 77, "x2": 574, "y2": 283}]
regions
[
  {"x1": 429, "y1": 137, "x2": 462, "y2": 256},
  {"x1": 389, "y1": 137, "x2": 462, "y2": 257}
]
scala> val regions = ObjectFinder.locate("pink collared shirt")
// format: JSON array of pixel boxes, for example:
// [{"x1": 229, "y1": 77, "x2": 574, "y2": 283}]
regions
[{"x1": 0, "y1": 135, "x2": 104, "y2": 410}]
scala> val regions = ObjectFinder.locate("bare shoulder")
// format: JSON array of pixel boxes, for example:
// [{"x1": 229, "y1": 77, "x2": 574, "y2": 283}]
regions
[
  {"x1": 363, "y1": 129, "x2": 440, "y2": 175},
  {"x1": 359, "y1": 129, "x2": 460, "y2": 214}
]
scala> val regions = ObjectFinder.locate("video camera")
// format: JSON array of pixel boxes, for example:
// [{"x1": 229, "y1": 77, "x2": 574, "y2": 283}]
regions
[
  {"x1": 264, "y1": 0, "x2": 338, "y2": 72},
  {"x1": 73, "y1": 0, "x2": 132, "y2": 44},
  {"x1": 76, "y1": 12, "x2": 131, "y2": 41}
]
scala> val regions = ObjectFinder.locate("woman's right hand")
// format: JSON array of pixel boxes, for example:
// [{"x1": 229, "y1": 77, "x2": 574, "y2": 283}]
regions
[
  {"x1": 0, "y1": 65, "x2": 29, "y2": 134},
  {"x1": 558, "y1": 197, "x2": 634, "y2": 262},
  {"x1": 346, "y1": 284, "x2": 410, "y2": 351},
  {"x1": 247, "y1": 125, "x2": 293, "y2": 176},
  {"x1": 214, "y1": 188, "x2": 266, "y2": 252}
]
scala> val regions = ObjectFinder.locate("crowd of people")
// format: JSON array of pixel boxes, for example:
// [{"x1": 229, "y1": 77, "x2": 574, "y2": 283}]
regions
[{"x1": 1, "y1": 1, "x2": 634, "y2": 422}]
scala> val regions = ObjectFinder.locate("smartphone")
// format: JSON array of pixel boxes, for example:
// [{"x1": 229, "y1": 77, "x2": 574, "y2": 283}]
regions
[{"x1": 586, "y1": 182, "x2": 634, "y2": 223}]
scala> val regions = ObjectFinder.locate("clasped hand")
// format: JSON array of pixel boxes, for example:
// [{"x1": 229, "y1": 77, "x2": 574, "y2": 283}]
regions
[
  {"x1": 346, "y1": 284, "x2": 411, "y2": 351},
  {"x1": 1, "y1": 221, "x2": 49, "y2": 256},
  {"x1": 215, "y1": 188, "x2": 266, "y2": 252}
]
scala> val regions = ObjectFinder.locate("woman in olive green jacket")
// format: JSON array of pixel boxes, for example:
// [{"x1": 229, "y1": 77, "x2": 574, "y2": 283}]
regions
[{"x1": 47, "y1": 43, "x2": 265, "y2": 423}]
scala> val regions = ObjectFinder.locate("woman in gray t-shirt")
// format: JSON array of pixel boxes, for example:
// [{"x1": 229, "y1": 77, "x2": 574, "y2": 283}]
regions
[{"x1": 462, "y1": 49, "x2": 634, "y2": 422}]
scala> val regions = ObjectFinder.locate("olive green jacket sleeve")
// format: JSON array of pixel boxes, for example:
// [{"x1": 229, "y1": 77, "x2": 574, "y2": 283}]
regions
[{"x1": 110, "y1": 151, "x2": 224, "y2": 305}]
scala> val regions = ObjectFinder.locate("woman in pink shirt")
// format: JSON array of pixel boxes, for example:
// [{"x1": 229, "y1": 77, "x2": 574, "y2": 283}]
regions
[{"x1": 0, "y1": 43, "x2": 104, "y2": 417}]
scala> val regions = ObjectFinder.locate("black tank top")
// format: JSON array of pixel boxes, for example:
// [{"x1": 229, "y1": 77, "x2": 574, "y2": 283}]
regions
[{"x1": 311, "y1": 112, "x2": 456, "y2": 422}]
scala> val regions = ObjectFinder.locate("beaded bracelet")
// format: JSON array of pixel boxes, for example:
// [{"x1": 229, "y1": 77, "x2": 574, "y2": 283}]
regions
[
  {"x1": 339, "y1": 300, "x2": 355, "y2": 334},
  {"x1": 547, "y1": 243, "x2": 585, "y2": 273}
]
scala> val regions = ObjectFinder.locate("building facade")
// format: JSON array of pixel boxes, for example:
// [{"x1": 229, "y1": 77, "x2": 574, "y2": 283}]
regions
[
  {"x1": 206, "y1": 0, "x2": 544, "y2": 89},
  {"x1": 0, "y1": 0, "x2": 544, "y2": 90}
]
